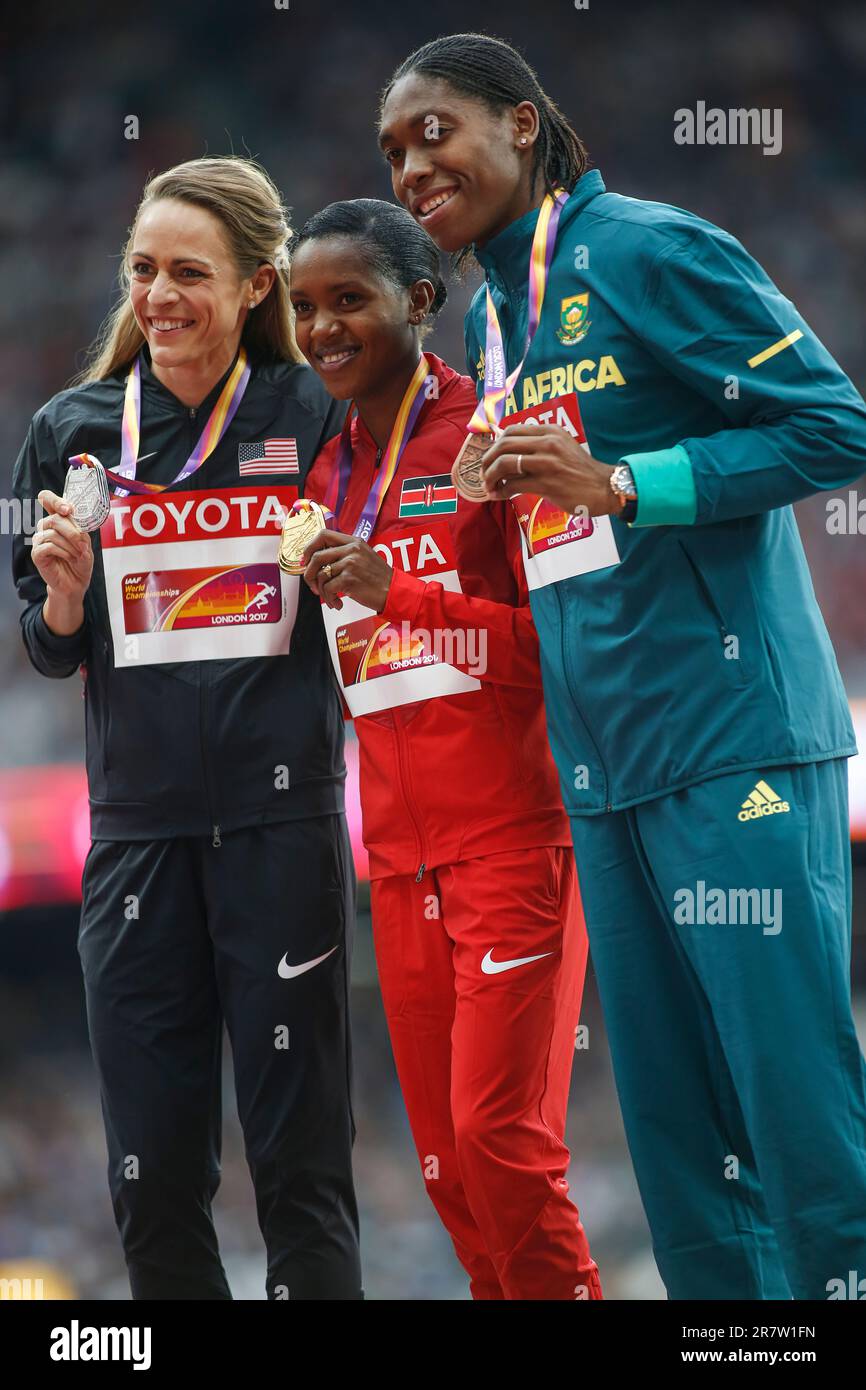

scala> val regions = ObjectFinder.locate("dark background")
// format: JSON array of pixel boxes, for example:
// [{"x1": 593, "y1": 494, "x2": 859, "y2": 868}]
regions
[{"x1": 1, "y1": 0, "x2": 864, "y2": 1299}]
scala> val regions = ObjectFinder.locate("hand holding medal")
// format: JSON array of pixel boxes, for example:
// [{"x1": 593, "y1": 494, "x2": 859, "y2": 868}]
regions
[
  {"x1": 477, "y1": 423, "x2": 621, "y2": 517},
  {"x1": 31, "y1": 348, "x2": 255, "y2": 621},
  {"x1": 32, "y1": 486, "x2": 95, "y2": 599},
  {"x1": 302, "y1": 528, "x2": 394, "y2": 612}
]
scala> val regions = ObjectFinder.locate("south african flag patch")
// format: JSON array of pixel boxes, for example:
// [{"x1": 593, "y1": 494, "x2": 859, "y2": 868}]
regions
[{"x1": 398, "y1": 474, "x2": 458, "y2": 518}]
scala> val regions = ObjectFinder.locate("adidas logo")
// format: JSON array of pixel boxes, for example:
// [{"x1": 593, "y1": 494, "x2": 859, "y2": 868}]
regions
[{"x1": 738, "y1": 779, "x2": 790, "y2": 822}]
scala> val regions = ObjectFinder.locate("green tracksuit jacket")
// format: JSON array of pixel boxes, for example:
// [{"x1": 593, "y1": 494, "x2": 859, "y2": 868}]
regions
[{"x1": 465, "y1": 169, "x2": 865, "y2": 813}]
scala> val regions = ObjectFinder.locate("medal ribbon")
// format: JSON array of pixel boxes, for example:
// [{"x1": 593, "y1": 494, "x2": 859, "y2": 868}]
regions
[
  {"x1": 324, "y1": 354, "x2": 430, "y2": 542},
  {"x1": 468, "y1": 188, "x2": 568, "y2": 436},
  {"x1": 67, "y1": 347, "x2": 252, "y2": 496}
]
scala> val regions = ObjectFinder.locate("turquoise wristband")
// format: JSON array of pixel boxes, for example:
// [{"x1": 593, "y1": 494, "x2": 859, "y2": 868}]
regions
[{"x1": 621, "y1": 445, "x2": 697, "y2": 527}]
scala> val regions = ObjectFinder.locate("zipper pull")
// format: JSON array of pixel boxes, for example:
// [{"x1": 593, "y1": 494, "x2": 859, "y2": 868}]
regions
[
  {"x1": 374, "y1": 446, "x2": 383, "y2": 470},
  {"x1": 415, "y1": 862, "x2": 426, "y2": 883},
  {"x1": 189, "y1": 405, "x2": 198, "y2": 420},
  {"x1": 212, "y1": 824, "x2": 222, "y2": 848}
]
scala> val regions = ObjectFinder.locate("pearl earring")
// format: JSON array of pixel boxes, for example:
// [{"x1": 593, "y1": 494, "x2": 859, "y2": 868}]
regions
[{"x1": 248, "y1": 300, "x2": 256, "y2": 309}]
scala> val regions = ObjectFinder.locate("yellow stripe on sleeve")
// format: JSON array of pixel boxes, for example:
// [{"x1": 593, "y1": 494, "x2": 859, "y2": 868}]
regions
[{"x1": 747, "y1": 330, "x2": 804, "y2": 369}]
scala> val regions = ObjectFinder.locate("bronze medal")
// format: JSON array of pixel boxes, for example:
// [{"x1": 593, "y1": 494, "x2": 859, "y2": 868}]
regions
[
  {"x1": 62, "y1": 453, "x2": 111, "y2": 531},
  {"x1": 451, "y1": 431, "x2": 495, "y2": 503},
  {"x1": 278, "y1": 498, "x2": 327, "y2": 574}
]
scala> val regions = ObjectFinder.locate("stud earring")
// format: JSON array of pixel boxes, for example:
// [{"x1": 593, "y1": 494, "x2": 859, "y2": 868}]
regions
[
  {"x1": 248, "y1": 300, "x2": 256, "y2": 309},
  {"x1": 519, "y1": 137, "x2": 528, "y2": 145}
]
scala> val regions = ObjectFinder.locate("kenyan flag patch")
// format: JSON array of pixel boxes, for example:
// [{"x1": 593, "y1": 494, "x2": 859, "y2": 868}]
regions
[{"x1": 398, "y1": 474, "x2": 458, "y2": 518}]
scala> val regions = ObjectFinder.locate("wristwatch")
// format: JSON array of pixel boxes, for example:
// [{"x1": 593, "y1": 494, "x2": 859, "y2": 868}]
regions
[{"x1": 609, "y1": 463, "x2": 638, "y2": 523}]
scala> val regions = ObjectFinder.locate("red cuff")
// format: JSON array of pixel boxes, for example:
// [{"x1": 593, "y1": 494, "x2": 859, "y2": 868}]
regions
[{"x1": 381, "y1": 566, "x2": 427, "y2": 623}]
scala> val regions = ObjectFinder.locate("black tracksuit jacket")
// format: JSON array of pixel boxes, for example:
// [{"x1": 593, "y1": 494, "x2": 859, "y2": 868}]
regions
[{"x1": 11, "y1": 348, "x2": 348, "y2": 842}]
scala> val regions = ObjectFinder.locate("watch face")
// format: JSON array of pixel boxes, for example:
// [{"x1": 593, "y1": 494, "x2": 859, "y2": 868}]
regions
[{"x1": 613, "y1": 465, "x2": 637, "y2": 499}]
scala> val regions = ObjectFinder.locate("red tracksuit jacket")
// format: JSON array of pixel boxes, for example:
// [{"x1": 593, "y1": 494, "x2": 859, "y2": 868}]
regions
[{"x1": 306, "y1": 352, "x2": 571, "y2": 880}]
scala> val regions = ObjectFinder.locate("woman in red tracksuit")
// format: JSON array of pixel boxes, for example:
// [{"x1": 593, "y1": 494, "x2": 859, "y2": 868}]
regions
[{"x1": 289, "y1": 198, "x2": 602, "y2": 1300}]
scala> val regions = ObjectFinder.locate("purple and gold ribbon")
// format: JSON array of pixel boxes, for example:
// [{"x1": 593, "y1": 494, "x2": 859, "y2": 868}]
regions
[
  {"x1": 468, "y1": 189, "x2": 568, "y2": 436},
  {"x1": 325, "y1": 354, "x2": 430, "y2": 542},
  {"x1": 98, "y1": 347, "x2": 251, "y2": 497}
]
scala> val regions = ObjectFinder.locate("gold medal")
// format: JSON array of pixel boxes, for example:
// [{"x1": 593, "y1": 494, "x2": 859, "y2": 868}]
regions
[
  {"x1": 451, "y1": 431, "x2": 495, "y2": 503},
  {"x1": 62, "y1": 453, "x2": 111, "y2": 531},
  {"x1": 278, "y1": 498, "x2": 327, "y2": 574}
]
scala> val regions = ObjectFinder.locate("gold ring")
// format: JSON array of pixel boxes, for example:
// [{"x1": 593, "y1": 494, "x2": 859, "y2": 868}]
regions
[
  {"x1": 322, "y1": 563, "x2": 333, "y2": 577},
  {"x1": 516, "y1": 454, "x2": 523, "y2": 475}
]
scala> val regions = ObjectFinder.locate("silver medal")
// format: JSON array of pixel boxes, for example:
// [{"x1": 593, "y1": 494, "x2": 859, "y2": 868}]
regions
[{"x1": 62, "y1": 454, "x2": 111, "y2": 531}]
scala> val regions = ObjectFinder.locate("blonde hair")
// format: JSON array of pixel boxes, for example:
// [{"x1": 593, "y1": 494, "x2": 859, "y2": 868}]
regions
[{"x1": 76, "y1": 156, "x2": 302, "y2": 383}]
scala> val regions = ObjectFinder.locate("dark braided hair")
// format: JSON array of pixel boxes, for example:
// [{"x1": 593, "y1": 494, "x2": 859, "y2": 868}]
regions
[
  {"x1": 289, "y1": 198, "x2": 447, "y2": 334},
  {"x1": 381, "y1": 32, "x2": 590, "y2": 272}
]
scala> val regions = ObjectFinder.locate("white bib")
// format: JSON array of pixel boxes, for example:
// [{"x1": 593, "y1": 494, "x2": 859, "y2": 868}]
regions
[
  {"x1": 321, "y1": 522, "x2": 481, "y2": 717},
  {"x1": 501, "y1": 395, "x2": 621, "y2": 590},
  {"x1": 100, "y1": 485, "x2": 299, "y2": 667},
  {"x1": 513, "y1": 495, "x2": 621, "y2": 591}
]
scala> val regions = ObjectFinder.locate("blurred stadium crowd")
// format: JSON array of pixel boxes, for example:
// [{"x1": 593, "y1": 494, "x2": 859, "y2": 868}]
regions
[{"x1": 1, "y1": 0, "x2": 864, "y2": 1297}]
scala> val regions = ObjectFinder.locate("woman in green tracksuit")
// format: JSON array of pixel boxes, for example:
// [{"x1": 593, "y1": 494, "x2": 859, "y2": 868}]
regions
[{"x1": 379, "y1": 32, "x2": 866, "y2": 1300}]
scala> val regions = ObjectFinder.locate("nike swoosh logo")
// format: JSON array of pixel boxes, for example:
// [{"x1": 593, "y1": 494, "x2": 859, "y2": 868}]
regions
[
  {"x1": 481, "y1": 948, "x2": 554, "y2": 975},
  {"x1": 277, "y1": 945, "x2": 338, "y2": 979}
]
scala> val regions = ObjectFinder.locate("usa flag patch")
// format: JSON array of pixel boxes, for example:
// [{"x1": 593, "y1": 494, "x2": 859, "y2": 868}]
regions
[{"x1": 238, "y1": 439, "x2": 299, "y2": 476}]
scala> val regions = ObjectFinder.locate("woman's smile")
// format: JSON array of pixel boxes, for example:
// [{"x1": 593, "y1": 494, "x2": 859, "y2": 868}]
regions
[
  {"x1": 315, "y1": 344, "x2": 362, "y2": 373},
  {"x1": 413, "y1": 185, "x2": 461, "y2": 229},
  {"x1": 148, "y1": 316, "x2": 196, "y2": 335}
]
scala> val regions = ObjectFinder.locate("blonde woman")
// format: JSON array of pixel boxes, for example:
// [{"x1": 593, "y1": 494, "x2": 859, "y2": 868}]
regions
[{"x1": 11, "y1": 158, "x2": 361, "y2": 1300}]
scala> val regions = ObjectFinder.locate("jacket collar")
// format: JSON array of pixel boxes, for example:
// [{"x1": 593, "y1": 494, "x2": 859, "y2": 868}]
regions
[
  {"x1": 473, "y1": 169, "x2": 606, "y2": 294},
  {"x1": 137, "y1": 342, "x2": 246, "y2": 417},
  {"x1": 350, "y1": 351, "x2": 458, "y2": 455}
]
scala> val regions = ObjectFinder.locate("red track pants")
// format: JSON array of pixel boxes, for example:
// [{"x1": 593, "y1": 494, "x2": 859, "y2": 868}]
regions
[{"x1": 371, "y1": 846, "x2": 602, "y2": 1300}]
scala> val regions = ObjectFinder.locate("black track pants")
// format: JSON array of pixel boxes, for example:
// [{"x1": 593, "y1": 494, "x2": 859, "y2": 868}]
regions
[{"x1": 78, "y1": 814, "x2": 361, "y2": 1300}]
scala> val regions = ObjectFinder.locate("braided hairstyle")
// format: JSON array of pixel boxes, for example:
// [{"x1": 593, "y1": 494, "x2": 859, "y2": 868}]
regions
[
  {"x1": 381, "y1": 32, "x2": 590, "y2": 272},
  {"x1": 290, "y1": 198, "x2": 447, "y2": 335}
]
